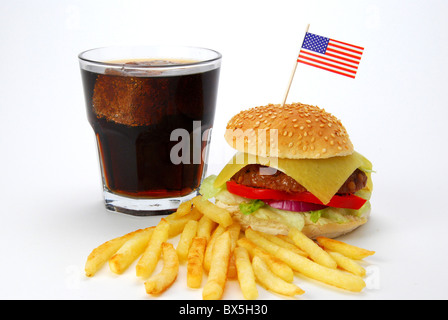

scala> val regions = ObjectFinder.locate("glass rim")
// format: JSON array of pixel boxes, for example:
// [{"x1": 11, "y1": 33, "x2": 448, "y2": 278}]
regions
[{"x1": 78, "y1": 45, "x2": 222, "y2": 69}]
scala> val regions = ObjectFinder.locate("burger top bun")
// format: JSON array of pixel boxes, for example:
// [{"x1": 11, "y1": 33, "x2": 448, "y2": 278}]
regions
[{"x1": 225, "y1": 102, "x2": 354, "y2": 159}]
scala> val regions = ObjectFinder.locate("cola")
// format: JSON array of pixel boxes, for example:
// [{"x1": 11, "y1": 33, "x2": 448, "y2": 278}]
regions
[{"x1": 81, "y1": 59, "x2": 220, "y2": 200}]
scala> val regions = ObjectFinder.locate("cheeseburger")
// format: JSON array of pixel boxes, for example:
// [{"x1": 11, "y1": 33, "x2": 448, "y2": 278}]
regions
[{"x1": 201, "y1": 102, "x2": 373, "y2": 239}]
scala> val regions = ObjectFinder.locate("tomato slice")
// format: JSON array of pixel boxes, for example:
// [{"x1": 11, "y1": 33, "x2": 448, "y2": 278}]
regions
[{"x1": 226, "y1": 181, "x2": 367, "y2": 210}]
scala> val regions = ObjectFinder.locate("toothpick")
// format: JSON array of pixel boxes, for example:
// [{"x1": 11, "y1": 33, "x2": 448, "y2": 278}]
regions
[{"x1": 282, "y1": 23, "x2": 310, "y2": 106}]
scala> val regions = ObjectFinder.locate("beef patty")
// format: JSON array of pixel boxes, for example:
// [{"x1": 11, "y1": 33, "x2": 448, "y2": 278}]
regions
[{"x1": 230, "y1": 164, "x2": 367, "y2": 195}]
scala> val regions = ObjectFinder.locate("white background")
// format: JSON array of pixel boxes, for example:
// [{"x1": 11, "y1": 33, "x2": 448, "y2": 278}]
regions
[{"x1": 1, "y1": 0, "x2": 447, "y2": 300}]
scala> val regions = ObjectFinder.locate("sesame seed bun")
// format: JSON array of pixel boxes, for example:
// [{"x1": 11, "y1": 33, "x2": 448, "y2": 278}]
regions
[{"x1": 225, "y1": 102, "x2": 354, "y2": 159}]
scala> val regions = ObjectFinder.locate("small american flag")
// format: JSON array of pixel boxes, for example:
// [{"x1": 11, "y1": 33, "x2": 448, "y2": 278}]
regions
[{"x1": 297, "y1": 32, "x2": 364, "y2": 79}]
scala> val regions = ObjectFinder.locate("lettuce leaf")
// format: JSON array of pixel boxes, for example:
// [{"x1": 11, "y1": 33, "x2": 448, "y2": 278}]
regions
[
  {"x1": 199, "y1": 175, "x2": 225, "y2": 199},
  {"x1": 310, "y1": 210, "x2": 324, "y2": 223},
  {"x1": 239, "y1": 200, "x2": 265, "y2": 215}
]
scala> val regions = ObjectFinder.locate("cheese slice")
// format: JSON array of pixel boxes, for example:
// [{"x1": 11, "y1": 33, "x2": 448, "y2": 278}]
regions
[{"x1": 214, "y1": 151, "x2": 373, "y2": 205}]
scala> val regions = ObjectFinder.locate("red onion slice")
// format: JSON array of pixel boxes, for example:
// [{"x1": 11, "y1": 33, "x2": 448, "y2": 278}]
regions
[{"x1": 264, "y1": 199, "x2": 328, "y2": 212}]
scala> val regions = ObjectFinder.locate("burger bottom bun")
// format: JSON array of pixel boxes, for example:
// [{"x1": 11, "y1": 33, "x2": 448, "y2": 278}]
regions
[{"x1": 215, "y1": 200, "x2": 370, "y2": 239}]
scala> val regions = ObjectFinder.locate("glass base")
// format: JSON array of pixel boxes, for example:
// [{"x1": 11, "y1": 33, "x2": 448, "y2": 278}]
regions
[{"x1": 103, "y1": 190, "x2": 199, "y2": 216}]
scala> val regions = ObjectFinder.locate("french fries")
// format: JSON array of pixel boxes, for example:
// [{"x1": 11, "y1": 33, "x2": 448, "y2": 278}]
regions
[
  {"x1": 176, "y1": 220, "x2": 198, "y2": 262},
  {"x1": 234, "y1": 247, "x2": 258, "y2": 300},
  {"x1": 260, "y1": 233, "x2": 308, "y2": 257},
  {"x1": 170, "y1": 200, "x2": 193, "y2": 219},
  {"x1": 325, "y1": 250, "x2": 366, "y2": 277},
  {"x1": 191, "y1": 196, "x2": 233, "y2": 227},
  {"x1": 252, "y1": 256, "x2": 304, "y2": 297},
  {"x1": 85, "y1": 228, "x2": 149, "y2": 277},
  {"x1": 85, "y1": 194, "x2": 376, "y2": 300},
  {"x1": 187, "y1": 237, "x2": 207, "y2": 288},
  {"x1": 316, "y1": 237, "x2": 375, "y2": 260},
  {"x1": 136, "y1": 218, "x2": 170, "y2": 278},
  {"x1": 197, "y1": 215, "x2": 216, "y2": 242},
  {"x1": 166, "y1": 207, "x2": 202, "y2": 238},
  {"x1": 109, "y1": 227, "x2": 154, "y2": 274},
  {"x1": 246, "y1": 228, "x2": 366, "y2": 292},
  {"x1": 144, "y1": 242, "x2": 179, "y2": 295},
  {"x1": 226, "y1": 222, "x2": 241, "y2": 279},
  {"x1": 289, "y1": 227, "x2": 337, "y2": 269},
  {"x1": 202, "y1": 231, "x2": 231, "y2": 300},
  {"x1": 203, "y1": 225, "x2": 226, "y2": 272},
  {"x1": 237, "y1": 237, "x2": 294, "y2": 283}
]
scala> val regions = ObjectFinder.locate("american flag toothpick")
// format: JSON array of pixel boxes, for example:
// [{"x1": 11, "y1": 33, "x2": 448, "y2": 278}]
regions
[{"x1": 282, "y1": 24, "x2": 364, "y2": 105}]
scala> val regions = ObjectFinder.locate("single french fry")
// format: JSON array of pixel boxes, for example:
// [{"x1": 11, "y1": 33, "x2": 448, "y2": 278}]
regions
[
  {"x1": 261, "y1": 233, "x2": 308, "y2": 257},
  {"x1": 252, "y1": 256, "x2": 304, "y2": 297},
  {"x1": 136, "y1": 218, "x2": 170, "y2": 279},
  {"x1": 187, "y1": 237, "x2": 207, "y2": 288},
  {"x1": 109, "y1": 227, "x2": 154, "y2": 274},
  {"x1": 277, "y1": 234, "x2": 296, "y2": 244},
  {"x1": 226, "y1": 222, "x2": 241, "y2": 279},
  {"x1": 237, "y1": 237, "x2": 294, "y2": 283},
  {"x1": 144, "y1": 242, "x2": 179, "y2": 295},
  {"x1": 228, "y1": 222, "x2": 241, "y2": 250},
  {"x1": 202, "y1": 231, "x2": 231, "y2": 300},
  {"x1": 204, "y1": 225, "x2": 226, "y2": 272},
  {"x1": 234, "y1": 246, "x2": 258, "y2": 300},
  {"x1": 325, "y1": 250, "x2": 366, "y2": 277},
  {"x1": 227, "y1": 255, "x2": 237, "y2": 279},
  {"x1": 191, "y1": 196, "x2": 233, "y2": 227},
  {"x1": 166, "y1": 208, "x2": 202, "y2": 238},
  {"x1": 85, "y1": 228, "x2": 149, "y2": 277},
  {"x1": 316, "y1": 237, "x2": 375, "y2": 260},
  {"x1": 197, "y1": 215, "x2": 217, "y2": 242},
  {"x1": 165, "y1": 200, "x2": 192, "y2": 221},
  {"x1": 176, "y1": 220, "x2": 198, "y2": 263},
  {"x1": 289, "y1": 227, "x2": 337, "y2": 269},
  {"x1": 246, "y1": 228, "x2": 366, "y2": 292},
  {"x1": 172, "y1": 200, "x2": 193, "y2": 218}
]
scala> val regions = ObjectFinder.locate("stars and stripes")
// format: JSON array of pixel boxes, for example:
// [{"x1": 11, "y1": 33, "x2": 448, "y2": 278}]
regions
[{"x1": 297, "y1": 32, "x2": 364, "y2": 79}]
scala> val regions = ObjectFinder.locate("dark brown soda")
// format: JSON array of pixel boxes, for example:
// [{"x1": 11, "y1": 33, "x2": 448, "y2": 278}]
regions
[{"x1": 81, "y1": 62, "x2": 219, "y2": 198}]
